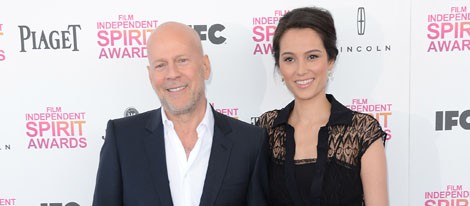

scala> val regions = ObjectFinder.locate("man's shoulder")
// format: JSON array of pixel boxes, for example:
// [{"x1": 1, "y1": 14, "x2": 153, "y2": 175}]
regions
[{"x1": 213, "y1": 111, "x2": 266, "y2": 147}]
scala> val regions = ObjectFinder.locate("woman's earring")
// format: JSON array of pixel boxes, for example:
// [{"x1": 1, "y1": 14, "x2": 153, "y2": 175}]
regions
[{"x1": 328, "y1": 70, "x2": 334, "y2": 81}]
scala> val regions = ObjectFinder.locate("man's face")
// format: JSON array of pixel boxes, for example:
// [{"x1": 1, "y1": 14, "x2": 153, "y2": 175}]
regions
[{"x1": 147, "y1": 25, "x2": 210, "y2": 116}]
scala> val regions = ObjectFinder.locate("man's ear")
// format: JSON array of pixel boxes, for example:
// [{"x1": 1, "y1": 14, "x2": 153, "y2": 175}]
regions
[
  {"x1": 147, "y1": 65, "x2": 153, "y2": 83},
  {"x1": 203, "y1": 55, "x2": 211, "y2": 80}
]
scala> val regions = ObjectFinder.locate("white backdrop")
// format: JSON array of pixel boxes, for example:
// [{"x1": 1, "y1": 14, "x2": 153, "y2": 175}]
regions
[{"x1": 0, "y1": 0, "x2": 469, "y2": 205}]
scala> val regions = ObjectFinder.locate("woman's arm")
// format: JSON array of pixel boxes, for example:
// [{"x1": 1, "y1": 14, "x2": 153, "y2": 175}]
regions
[{"x1": 361, "y1": 140, "x2": 389, "y2": 206}]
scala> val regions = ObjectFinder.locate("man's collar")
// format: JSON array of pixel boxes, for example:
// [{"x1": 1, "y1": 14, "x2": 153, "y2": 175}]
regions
[{"x1": 161, "y1": 101, "x2": 215, "y2": 132}]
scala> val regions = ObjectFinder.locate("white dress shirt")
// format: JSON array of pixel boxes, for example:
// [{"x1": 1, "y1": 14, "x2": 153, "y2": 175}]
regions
[{"x1": 161, "y1": 103, "x2": 214, "y2": 206}]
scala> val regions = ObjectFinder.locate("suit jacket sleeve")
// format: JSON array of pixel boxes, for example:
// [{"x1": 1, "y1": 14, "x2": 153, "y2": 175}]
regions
[
  {"x1": 93, "y1": 120, "x2": 123, "y2": 206},
  {"x1": 247, "y1": 129, "x2": 269, "y2": 206}
]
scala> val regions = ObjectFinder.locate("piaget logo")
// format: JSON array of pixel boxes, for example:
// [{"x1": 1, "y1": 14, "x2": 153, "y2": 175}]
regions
[{"x1": 18, "y1": 25, "x2": 81, "y2": 52}]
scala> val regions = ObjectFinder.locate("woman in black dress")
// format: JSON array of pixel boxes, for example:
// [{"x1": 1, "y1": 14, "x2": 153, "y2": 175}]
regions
[{"x1": 256, "y1": 7, "x2": 389, "y2": 206}]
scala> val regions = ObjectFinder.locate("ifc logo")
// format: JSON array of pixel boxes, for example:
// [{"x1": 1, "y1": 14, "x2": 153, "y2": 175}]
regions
[{"x1": 435, "y1": 110, "x2": 470, "y2": 131}]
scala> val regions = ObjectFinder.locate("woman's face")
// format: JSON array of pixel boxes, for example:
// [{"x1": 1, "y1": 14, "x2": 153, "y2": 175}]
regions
[{"x1": 278, "y1": 28, "x2": 334, "y2": 101}]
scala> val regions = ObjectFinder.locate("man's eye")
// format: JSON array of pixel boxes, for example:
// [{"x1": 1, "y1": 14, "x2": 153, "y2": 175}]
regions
[
  {"x1": 155, "y1": 63, "x2": 166, "y2": 69},
  {"x1": 178, "y1": 58, "x2": 188, "y2": 63}
]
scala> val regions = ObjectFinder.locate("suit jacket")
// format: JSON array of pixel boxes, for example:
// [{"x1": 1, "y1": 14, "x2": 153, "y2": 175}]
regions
[{"x1": 93, "y1": 107, "x2": 268, "y2": 206}]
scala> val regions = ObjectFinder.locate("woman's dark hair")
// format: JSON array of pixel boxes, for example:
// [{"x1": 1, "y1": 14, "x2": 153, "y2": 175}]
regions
[{"x1": 273, "y1": 7, "x2": 338, "y2": 68}]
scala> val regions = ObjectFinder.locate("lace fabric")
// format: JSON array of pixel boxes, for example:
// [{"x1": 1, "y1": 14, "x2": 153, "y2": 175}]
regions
[{"x1": 256, "y1": 94, "x2": 387, "y2": 206}]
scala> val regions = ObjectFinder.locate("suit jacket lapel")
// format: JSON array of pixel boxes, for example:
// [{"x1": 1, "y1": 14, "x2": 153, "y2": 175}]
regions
[
  {"x1": 143, "y1": 109, "x2": 173, "y2": 206},
  {"x1": 199, "y1": 109, "x2": 233, "y2": 205}
]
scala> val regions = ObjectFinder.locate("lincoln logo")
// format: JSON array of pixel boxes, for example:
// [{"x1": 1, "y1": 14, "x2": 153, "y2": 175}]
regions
[{"x1": 357, "y1": 7, "x2": 366, "y2": 35}]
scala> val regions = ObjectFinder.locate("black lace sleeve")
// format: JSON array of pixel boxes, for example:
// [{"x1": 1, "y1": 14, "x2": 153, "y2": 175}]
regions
[
  {"x1": 357, "y1": 113, "x2": 387, "y2": 158},
  {"x1": 255, "y1": 111, "x2": 277, "y2": 129}
]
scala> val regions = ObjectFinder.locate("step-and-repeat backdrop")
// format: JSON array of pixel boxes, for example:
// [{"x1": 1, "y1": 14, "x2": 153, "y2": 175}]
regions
[{"x1": 1, "y1": 0, "x2": 468, "y2": 205}]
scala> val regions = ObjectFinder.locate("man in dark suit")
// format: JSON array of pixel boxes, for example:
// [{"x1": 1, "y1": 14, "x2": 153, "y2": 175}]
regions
[{"x1": 92, "y1": 22, "x2": 268, "y2": 206}]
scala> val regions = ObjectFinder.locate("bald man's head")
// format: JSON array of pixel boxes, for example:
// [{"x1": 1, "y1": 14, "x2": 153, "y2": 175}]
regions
[
  {"x1": 147, "y1": 22, "x2": 204, "y2": 58},
  {"x1": 145, "y1": 21, "x2": 211, "y2": 117}
]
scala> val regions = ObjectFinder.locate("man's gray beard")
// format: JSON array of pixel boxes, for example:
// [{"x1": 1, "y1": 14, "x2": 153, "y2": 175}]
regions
[{"x1": 159, "y1": 90, "x2": 204, "y2": 116}]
